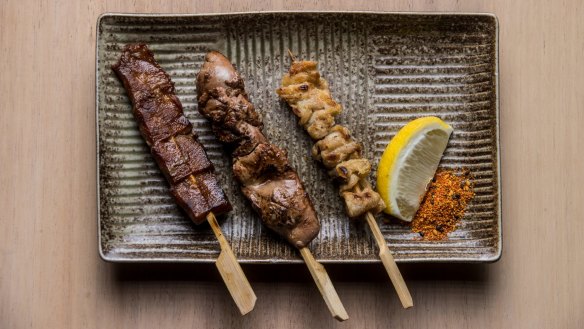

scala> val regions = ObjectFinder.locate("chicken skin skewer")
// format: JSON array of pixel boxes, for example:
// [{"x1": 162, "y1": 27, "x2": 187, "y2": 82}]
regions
[{"x1": 277, "y1": 54, "x2": 413, "y2": 309}]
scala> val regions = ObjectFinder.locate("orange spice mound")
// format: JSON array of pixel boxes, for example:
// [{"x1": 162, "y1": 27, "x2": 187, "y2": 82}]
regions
[{"x1": 411, "y1": 169, "x2": 474, "y2": 241}]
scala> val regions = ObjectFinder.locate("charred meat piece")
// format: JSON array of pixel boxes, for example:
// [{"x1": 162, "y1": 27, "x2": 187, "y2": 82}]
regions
[
  {"x1": 232, "y1": 143, "x2": 289, "y2": 186},
  {"x1": 113, "y1": 44, "x2": 231, "y2": 224},
  {"x1": 241, "y1": 171, "x2": 320, "y2": 248},
  {"x1": 196, "y1": 171, "x2": 234, "y2": 215},
  {"x1": 196, "y1": 52, "x2": 263, "y2": 151},
  {"x1": 277, "y1": 59, "x2": 386, "y2": 219},
  {"x1": 341, "y1": 186, "x2": 385, "y2": 218},
  {"x1": 312, "y1": 126, "x2": 362, "y2": 169},
  {"x1": 133, "y1": 95, "x2": 192, "y2": 146},
  {"x1": 170, "y1": 177, "x2": 210, "y2": 223},
  {"x1": 197, "y1": 51, "x2": 320, "y2": 248},
  {"x1": 113, "y1": 46, "x2": 193, "y2": 146},
  {"x1": 151, "y1": 134, "x2": 213, "y2": 184},
  {"x1": 170, "y1": 173, "x2": 232, "y2": 223},
  {"x1": 331, "y1": 159, "x2": 372, "y2": 192}
]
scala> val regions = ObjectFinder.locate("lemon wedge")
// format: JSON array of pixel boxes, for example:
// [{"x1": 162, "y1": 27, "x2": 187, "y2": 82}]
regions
[{"x1": 376, "y1": 117, "x2": 453, "y2": 222}]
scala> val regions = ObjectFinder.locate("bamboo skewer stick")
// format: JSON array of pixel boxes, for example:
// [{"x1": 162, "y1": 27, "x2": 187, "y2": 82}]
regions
[
  {"x1": 359, "y1": 181, "x2": 413, "y2": 309},
  {"x1": 298, "y1": 247, "x2": 349, "y2": 321},
  {"x1": 287, "y1": 49, "x2": 297, "y2": 62},
  {"x1": 207, "y1": 212, "x2": 257, "y2": 315},
  {"x1": 181, "y1": 143, "x2": 256, "y2": 314},
  {"x1": 364, "y1": 212, "x2": 413, "y2": 308}
]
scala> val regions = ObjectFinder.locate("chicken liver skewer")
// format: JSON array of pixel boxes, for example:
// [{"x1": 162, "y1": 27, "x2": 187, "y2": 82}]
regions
[{"x1": 197, "y1": 51, "x2": 348, "y2": 321}]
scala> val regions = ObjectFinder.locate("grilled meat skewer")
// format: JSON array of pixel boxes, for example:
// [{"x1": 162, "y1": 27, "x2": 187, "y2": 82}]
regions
[
  {"x1": 112, "y1": 44, "x2": 232, "y2": 223},
  {"x1": 196, "y1": 51, "x2": 320, "y2": 248},
  {"x1": 112, "y1": 44, "x2": 256, "y2": 315},
  {"x1": 197, "y1": 51, "x2": 348, "y2": 321},
  {"x1": 277, "y1": 55, "x2": 413, "y2": 309},
  {"x1": 276, "y1": 59, "x2": 385, "y2": 219}
]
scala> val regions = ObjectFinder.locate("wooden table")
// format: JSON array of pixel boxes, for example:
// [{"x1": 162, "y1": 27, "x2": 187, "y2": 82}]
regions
[{"x1": 1, "y1": 1, "x2": 583, "y2": 328}]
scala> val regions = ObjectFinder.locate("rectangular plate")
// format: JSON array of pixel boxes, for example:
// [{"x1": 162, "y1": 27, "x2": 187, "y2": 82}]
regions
[{"x1": 97, "y1": 12, "x2": 501, "y2": 263}]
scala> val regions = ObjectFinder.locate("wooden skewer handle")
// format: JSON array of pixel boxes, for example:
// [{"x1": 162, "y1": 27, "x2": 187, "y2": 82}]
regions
[
  {"x1": 207, "y1": 212, "x2": 257, "y2": 315},
  {"x1": 299, "y1": 247, "x2": 349, "y2": 321},
  {"x1": 365, "y1": 212, "x2": 414, "y2": 309}
]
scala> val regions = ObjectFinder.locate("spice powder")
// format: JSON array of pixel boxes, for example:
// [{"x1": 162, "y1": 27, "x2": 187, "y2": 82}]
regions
[{"x1": 411, "y1": 169, "x2": 474, "y2": 241}]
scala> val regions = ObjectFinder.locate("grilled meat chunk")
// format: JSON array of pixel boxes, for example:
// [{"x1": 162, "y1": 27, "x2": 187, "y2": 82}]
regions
[
  {"x1": 170, "y1": 177, "x2": 210, "y2": 223},
  {"x1": 151, "y1": 134, "x2": 213, "y2": 184},
  {"x1": 241, "y1": 171, "x2": 320, "y2": 248},
  {"x1": 113, "y1": 45, "x2": 192, "y2": 146},
  {"x1": 133, "y1": 95, "x2": 192, "y2": 147},
  {"x1": 197, "y1": 51, "x2": 320, "y2": 248},
  {"x1": 332, "y1": 159, "x2": 372, "y2": 192},
  {"x1": 196, "y1": 171, "x2": 234, "y2": 215},
  {"x1": 312, "y1": 126, "x2": 362, "y2": 169},
  {"x1": 277, "y1": 61, "x2": 342, "y2": 140},
  {"x1": 196, "y1": 52, "x2": 263, "y2": 153},
  {"x1": 341, "y1": 186, "x2": 385, "y2": 218},
  {"x1": 232, "y1": 143, "x2": 289, "y2": 185},
  {"x1": 113, "y1": 44, "x2": 231, "y2": 224},
  {"x1": 277, "y1": 59, "x2": 386, "y2": 219}
]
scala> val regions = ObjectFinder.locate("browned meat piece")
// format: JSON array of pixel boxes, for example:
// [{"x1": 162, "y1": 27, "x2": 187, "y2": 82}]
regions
[
  {"x1": 173, "y1": 134, "x2": 214, "y2": 174},
  {"x1": 242, "y1": 171, "x2": 320, "y2": 248},
  {"x1": 151, "y1": 137, "x2": 193, "y2": 184},
  {"x1": 305, "y1": 106, "x2": 341, "y2": 140},
  {"x1": 311, "y1": 126, "x2": 362, "y2": 169},
  {"x1": 113, "y1": 44, "x2": 231, "y2": 224},
  {"x1": 170, "y1": 177, "x2": 209, "y2": 223},
  {"x1": 277, "y1": 58, "x2": 386, "y2": 218},
  {"x1": 112, "y1": 44, "x2": 175, "y2": 105},
  {"x1": 113, "y1": 45, "x2": 192, "y2": 146},
  {"x1": 133, "y1": 95, "x2": 192, "y2": 146},
  {"x1": 196, "y1": 51, "x2": 263, "y2": 153},
  {"x1": 277, "y1": 61, "x2": 341, "y2": 140},
  {"x1": 231, "y1": 121, "x2": 268, "y2": 157},
  {"x1": 232, "y1": 143, "x2": 289, "y2": 185},
  {"x1": 197, "y1": 171, "x2": 234, "y2": 215},
  {"x1": 341, "y1": 186, "x2": 385, "y2": 218},
  {"x1": 332, "y1": 159, "x2": 371, "y2": 192},
  {"x1": 151, "y1": 134, "x2": 213, "y2": 184},
  {"x1": 170, "y1": 173, "x2": 232, "y2": 223},
  {"x1": 197, "y1": 51, "x2": 320, "y2": 248}
]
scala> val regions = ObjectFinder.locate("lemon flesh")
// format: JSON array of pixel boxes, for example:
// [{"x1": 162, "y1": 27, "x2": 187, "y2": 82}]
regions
[{"x1": 376, "y1": 117, "x2": 453, "y2": 222}]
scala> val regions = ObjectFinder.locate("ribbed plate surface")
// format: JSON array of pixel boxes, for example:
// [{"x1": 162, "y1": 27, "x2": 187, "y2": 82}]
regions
[{"x1": 97, "y1": 12, "x2": 500, "y2": 263}]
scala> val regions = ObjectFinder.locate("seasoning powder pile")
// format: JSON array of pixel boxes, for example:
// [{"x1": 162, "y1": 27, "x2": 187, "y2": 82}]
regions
[{"x1": 411, "y1": 170, "x2": 474, "y2": 240}]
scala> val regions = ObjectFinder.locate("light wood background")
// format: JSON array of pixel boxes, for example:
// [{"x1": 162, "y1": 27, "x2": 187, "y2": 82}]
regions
[{"x1": 1, "y1": 1, "x2": 583, "y2": 328}]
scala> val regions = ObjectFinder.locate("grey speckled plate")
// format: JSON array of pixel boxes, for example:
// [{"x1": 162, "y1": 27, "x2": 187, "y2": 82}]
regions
[{"x1": 96, "y1": 12, "x2": 501, "y2": 263}]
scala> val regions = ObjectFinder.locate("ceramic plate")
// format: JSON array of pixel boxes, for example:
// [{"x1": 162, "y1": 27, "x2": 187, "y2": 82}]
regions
[{"x1": 96, "y1": 12, "x2": 501, "y2": 263}]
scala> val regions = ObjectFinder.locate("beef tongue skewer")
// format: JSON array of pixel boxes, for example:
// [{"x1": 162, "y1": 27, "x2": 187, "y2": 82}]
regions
[
  {"x1": 112, "y1": 44, "x2": 256, "y2": 315},
  {"x1": 197, "y1": 51, "x2": 348, "y2": 321},
  {"x1": 277, "y1": 52, "x2": 413, "y2": 309}
]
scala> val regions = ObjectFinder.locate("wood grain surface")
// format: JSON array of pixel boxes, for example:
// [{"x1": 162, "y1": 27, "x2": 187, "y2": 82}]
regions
[{"x1": 0, "y1": 1, "x2": 583, "y2": 328}]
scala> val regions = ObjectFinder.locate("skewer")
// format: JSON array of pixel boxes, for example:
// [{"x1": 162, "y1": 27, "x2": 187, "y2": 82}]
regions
[
  {"x1": 287, "y1": 49, "x2": 297, "y2": 62},
  {"x1": 298, "y1": 247, "x2": 349, "y2": 321},
  {"x1": 207, "y1": 211, "x2": 257, "y2": 315},
  {"x1": 113, "y1": 46, "x2": 256, "y2": 316},
  {"x1": 359, "y1": 181, "x2": 413, "y2": 309},
  {"x1": 364, "y1": 212, "x2": 412, "y2": 308},
  {"x1": 281, "y1": 50, "x2": 412, "y2": 308},
  {"x1": 185, "y1": 168, "x2": 256, "y2": 315},
  {"x1": 196, "y1": 51, "x2": 348, "y2": 321}
]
